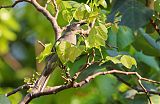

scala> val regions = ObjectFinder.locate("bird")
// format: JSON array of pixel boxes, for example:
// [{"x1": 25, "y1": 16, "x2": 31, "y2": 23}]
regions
[{"x1": 34, "y1": 21, "x2": 87, "y2": 92}]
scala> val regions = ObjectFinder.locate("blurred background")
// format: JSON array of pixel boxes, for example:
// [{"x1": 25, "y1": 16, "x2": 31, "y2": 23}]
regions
[{"x1": 0, "y1": 0, "x2": 160, "y2": 104}]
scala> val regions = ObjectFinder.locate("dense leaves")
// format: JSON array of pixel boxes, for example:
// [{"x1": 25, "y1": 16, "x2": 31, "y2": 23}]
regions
[
  {"x1": 107, "y1": 0, "x2": 153, "y2": 30},
  {"x1": 56, "y1": 41, "x2": 85, "y2": 64},
  {"x1": 0, "y1": 0, "x2": 160, "y2": 104}
]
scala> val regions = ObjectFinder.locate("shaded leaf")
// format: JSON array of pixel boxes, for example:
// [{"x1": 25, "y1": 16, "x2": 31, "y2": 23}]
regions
[
  {"x1": 0, "y1": 95, "x2": 10, "y2": 104},
  {"x1": 135, "y1": 51, "x2": 160, "y2": 71},
  {"x1": 139, "y1": 28, "x2": 160, "y2": 51},
  {"x1": 107, "y1": 0, "x2": 152, "y2": 30},
  {"x1": 117, "y1": 26, "x2": 134, "y2": 50},
  {"x1": 107, "y1": 25, "x2": 134, "y2": 50}
]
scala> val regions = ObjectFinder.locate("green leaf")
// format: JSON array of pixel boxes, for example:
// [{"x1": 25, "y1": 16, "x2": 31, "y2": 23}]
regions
[
  {"x1": 154, "y1": 0, "x2": 160, "y2": 12},
  {"x1": 132, "y1": 31, "x2": 160, "y2": 56},
  {"x1": 106, "y1": 55, "x2": 121, "y2": 64},
  {"x1": 150, "y1": 95, "x2": 160, "y2": 104},
  {"x1": 73, "y1": 4, "x2": 90, "y2": 20},
  {"x1": 139, "y1": 28, "x2": 160, "y2": 51},
  {"x1": 62, "y1": 9, "x2": 73, "y2": 22},
  {"x1": 120, "y1": 55, "x2": 137, "y2": 69},
  {"x1": 108, "y1": 0, "x2": 152, "y2": 30},
  {"x1": 36, "y1": 43, "x2": 53, "y2": 63},
  {"x1": 105, "y1": 55, "x2": 137, "y2": 69},
  {"x1": 98, "y1": 0, "x2": 107, "y2": 8},
  {"x1": 107, "y1": 25, "x2": 134, "y2": 50},
  {"x1": 0, "y1": 25, "x2": 17, "y2": 41},
  {"x1": 135, "y1": 52, "x2": 160, "y2": 71},
  {"x1": 0, "y1": 37, "x2": 9, "y2": 54},
  {"x1": 85, "y1": 26, "x2": 107, "y2": 49},
  {"x1": 0, "y1": 0, "x2": 12, "y2": 5},
  {"x1": 0, "y1": 95, "x2": 10, "y2": 104},
  {"x1": 117, "y1": 26, "x2": 134, "y2": 50},
  {"x1": 0, "y1": 9, "x2": 20, "y2": 31},
  {"x1": 56, "y1": 41, "x2": 84, "y2": 64}
]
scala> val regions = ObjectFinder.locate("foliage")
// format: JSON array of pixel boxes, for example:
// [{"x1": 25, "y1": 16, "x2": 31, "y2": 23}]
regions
[{"x1": 0, "y1": 0, "x2": 160, "y2": 104}]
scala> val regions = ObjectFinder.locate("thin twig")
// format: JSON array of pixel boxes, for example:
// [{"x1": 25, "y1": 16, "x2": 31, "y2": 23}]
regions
[
  {"x1": 5, "y1": 84, "x2": 33, "y2": 97},
  {"x1": 44, "y1": 0, "x2": 51, "y2": 9},
  {"x1": 51, "y1": 0, "x2": 59, "y2": 19},
  {"x1": 114, "y1": 75, "x2": 160, "y2": 95},
  {"x1": 24, "y1": 69, "x2": 160, "y2": 99}
]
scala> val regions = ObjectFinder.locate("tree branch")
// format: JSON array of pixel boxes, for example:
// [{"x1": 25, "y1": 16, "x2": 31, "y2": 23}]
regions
[
  {"x1": 0, "y1": 0, "x2": 62, "y2": 40},
  {"x1": 28, "y1": 0, "x2": 62, "y2": 40},
  {"x1": 5, "y1": 84, "x2": 33, "y2": 97},
  {"x1": 17, "y1": 69, "x2": 160, "y2": 103}
]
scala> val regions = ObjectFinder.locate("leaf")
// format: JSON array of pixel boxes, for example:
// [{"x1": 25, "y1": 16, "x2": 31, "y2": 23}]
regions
[
  {"x1": 125, "y1": 89, "x2": 138, "y2": 99},
  {"x1": 0, "y1": 0, "x2": 12, "y2": 5},
  {"x1": 107, "y1": 25, "x2": 134, "y2": 50},
  {"x1": 62, "y1": 9, "x2": 73, "y2": 22},
  {"x1": 120, "y1": 55, "x2": 137, "y2": 69},
  {"x1": 106, "y1": 56, "x2": 121, "y2": 64},
  {"x1": 0, "y1": 95, "x2": 10, "y2": 104},
  {"x1": 150, "y1": 95, "x2": 160, "y2": 104},
  {"x1": 0, "y1": 24, "x2": 17, "y2": 41},
  {"x1": 154, "y1": 0, "x2": 160, "y2": 12},
  {"x1": 139, "y1": 28, "x2": 160, "y2": 51},
  {"x1": 117, "y1": 26, "x2": 134, "y2": 50},
  {"x1": 98, "y1": 0, "x2": 107, "y2": 8},
  {"x1": 36, "y1": 43, "x2": 53, "y2": 63},
  {"x1": 0, "y1": 9, "x2": 20, "y2": 31},
  {"x1": 73, "y1": 4, "x2": 90, "y2": 20},
  {"x1": 132, "y1": 31, "x2": 160, "y2": 56},
  {"x1": 56, "y1": 41, "x2": 84, "y2": 64},
  {"x1": 85, "y1": 26, "x2": 107, "y2": 49},
  {"x1": 135, "y1": 51, "x2": 160, "y2": 71},
  {"x1": 107, "y1": 0, "x2": 152, "y2": 30}
]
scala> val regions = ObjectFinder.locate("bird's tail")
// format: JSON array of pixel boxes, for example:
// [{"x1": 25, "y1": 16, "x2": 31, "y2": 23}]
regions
[{"x1": 34, "y1": 54, "x2": 58, "y2": 92}]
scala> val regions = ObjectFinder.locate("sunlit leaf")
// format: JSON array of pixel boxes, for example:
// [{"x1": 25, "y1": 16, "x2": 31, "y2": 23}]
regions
[
  {"x1": 154, "y1": 0, "x2": 160, "y2": 12},
  {"x1": 150, "y1": 95, "x2": 160, "y2": 104},
  {"x1": 98, "y1": 0, "x2": 107, "y2": 8},
  {"x1": 106, "y1": 56, "x2": 121, "y2": 64},
  {"x1": 120, "y1": 55, "x2": 137, "y2": 69},
  {"x1": 85, "y1": 26, "x2": 107, "y2": 49},
  {"x1": 36, "y1": 43, "x2": 53, "y2": 63},
  {"x1": 56, "y1": 41, "x2": 84, "y2": 64},
  {"x1": 62, "y1": 9, "x2": 73, "y2": 22}
]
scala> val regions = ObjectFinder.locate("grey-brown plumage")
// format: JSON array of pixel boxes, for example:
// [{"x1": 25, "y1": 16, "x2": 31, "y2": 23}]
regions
[
  {"x1": 34, "y1": 22, "x2": 86, "y2": 92},
  {"x1": 58, "y1": 22, "x2": 82, "y2": 45}
]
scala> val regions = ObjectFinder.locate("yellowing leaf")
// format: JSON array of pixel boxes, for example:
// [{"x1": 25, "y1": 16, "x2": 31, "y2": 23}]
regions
[{"x1": 120, "y1": 55, "x2": 137, "y2": 69}]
